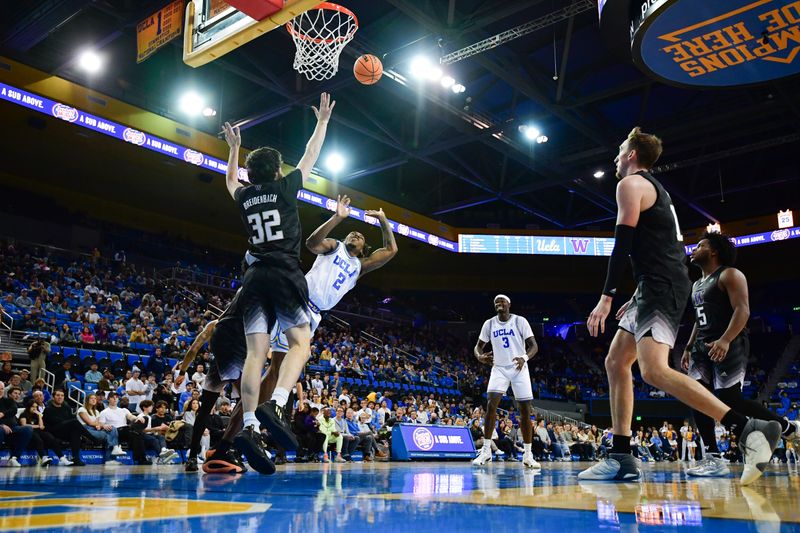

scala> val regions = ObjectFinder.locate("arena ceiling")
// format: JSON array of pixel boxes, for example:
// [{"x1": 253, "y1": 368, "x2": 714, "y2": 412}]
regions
[{"x1": 2, "y1": 0, "x2": 800, "y2": 232}]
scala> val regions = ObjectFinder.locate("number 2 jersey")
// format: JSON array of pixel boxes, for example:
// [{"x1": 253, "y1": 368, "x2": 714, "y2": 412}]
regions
[
  {"x1": 235, "y1": 169, "x2": 303, "y2": 268},
  {"x1": 478, "y1": 314, "x2": 534, "y2": 367},
  {"x1": 306, "y1": 240, "x2": 361, "y2": 311}
]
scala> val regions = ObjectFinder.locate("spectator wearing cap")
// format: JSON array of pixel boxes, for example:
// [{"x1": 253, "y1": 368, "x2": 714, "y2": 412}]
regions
[
  {"x1": 17, "y1": 369, "x2": 32, "y2": 393},
  {"x1": 14, "y1": 289, "x2": 32, "y2": 308},
  {"x1": 27, "y1": 339, "x2": 50, "y2": 383},
  {"x1": 87, "y1": 305, "x2": 100, "y2": 325},
  {"x1": 85, "y1": 363, "x2": 103, "y2": 384},
  {"x1": 125, "y1": 370, "x2": 147, "y2": 407}
]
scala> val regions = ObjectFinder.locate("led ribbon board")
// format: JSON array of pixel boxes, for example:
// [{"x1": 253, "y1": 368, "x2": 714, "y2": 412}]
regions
[
  {"x1": 2, "y1": 81, "x2": 797, "y2": 256},
  {"x1": 0, "y1": 81, "x2": 457, "y2": 253},
  {"x1": 631, "y1": 0, "x2": 800, "y2": 87}
]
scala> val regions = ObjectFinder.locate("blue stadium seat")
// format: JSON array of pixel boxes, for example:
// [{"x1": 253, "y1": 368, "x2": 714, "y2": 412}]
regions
[
  {"x1": 50, "y1": 345, "x2": 62, "y2": 355},
  {"x1": 79, "y1": 349, "x2": 93, "y2": 360},
  {"x1": 94, "y1": 350, "x2": 107, "y2": 360},
  {"x1": 109, "y1": 352, "x2": 124, "y2": 363},
  {"x1": 63, "y1": 347, "x2": 77, "y2": 358}
]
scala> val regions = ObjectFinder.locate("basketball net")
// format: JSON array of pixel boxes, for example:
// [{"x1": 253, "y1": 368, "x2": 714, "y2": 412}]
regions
[{"x1": 286, "y1": 2, "x2": 358, "y2": 81}]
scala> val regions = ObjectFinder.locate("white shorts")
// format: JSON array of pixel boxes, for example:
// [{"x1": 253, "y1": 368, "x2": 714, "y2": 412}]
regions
[
  {"x1": 270, "y1": 308, "x2": 322, "y2": 352},
  {"x1": 487, "y1": 363, "x2": 533, "y2": 401}
]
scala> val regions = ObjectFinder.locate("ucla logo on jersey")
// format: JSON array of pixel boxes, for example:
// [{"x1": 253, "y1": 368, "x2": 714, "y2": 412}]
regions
[
  {"x1": 333, "y1": 254, "x2": 358, "y2": 278},
  {"x1": 493, "y1": 329, "x2": 516, "y2": 338}
]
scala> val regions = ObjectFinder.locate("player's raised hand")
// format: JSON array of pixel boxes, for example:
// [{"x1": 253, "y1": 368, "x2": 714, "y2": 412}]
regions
[
  {"x1": 364, "y1": 208, "x2": 387, "y2": 221},
  {"x1": 587, "y1": 296, "x2": 612, "y2": 337},
  {"x1": 222, "y1": 122, "x2": 241, "y2": 148},
  {"x1": 336, "y1": 194, "x2": 351, "y2": 218},
  {"x1": 313, "y1": 92, "x2": 336, "y2": 122}
]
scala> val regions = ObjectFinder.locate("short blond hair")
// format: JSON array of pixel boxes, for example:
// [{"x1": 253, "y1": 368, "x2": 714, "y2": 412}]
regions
[{"x1": 626, "y1": 127, "x2": 663, "y2": 168}]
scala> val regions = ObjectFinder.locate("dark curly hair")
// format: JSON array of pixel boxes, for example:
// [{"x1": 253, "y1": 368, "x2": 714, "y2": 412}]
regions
[
  {"x1": 702, "y1": 231, "x2": 737, "y2": 266},
  {"x1": 245, "y1": 147, "x2": 282, "y2": 184}
]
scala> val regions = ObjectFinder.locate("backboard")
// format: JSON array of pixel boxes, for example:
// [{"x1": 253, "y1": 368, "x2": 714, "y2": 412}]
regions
[{"x1": 183, "y1": 0, "x2": 321, "y2": 68}]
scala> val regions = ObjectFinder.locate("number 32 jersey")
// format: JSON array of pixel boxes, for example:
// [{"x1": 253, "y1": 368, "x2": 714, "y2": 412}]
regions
[
  {"x1": 235, "y1": 169, "x2": 303, "y2": 267},
  {"x1": 479, "y1": 314, "x2": 534, "y2": 367},
  {"x1": 306, "y1": 241, "x2": 361, "y2": 311}
]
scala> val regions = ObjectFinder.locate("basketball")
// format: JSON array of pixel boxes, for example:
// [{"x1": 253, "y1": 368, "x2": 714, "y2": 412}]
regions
[{"x1": 354, "y1": 54, "x2": 383, "y2": 85}]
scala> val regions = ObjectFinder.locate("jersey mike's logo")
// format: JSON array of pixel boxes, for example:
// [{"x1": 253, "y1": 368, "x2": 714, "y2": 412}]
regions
[
  {"x1": 770, "y1": 229, "x2": 790, "y2": 241},
  {"x1": 51, "y1": 103, "x2": 79, "y2": 122},
  {"x1": 427, "y1": 234, "x2": 440, "y2": 246},
  {"x1": 398, "y1": 224, "x2": 410, "y2": 236},
  {"x1": 122, "y1": 128, "x2": 146, "y2": 146},
  {"x1": 183, "y1": 149, "x2": 205, "y2": 166},
  {"x1": 237, "y1": 168, "x2": 250, "y2": 182},
  {"x1": 412, "y1": 427, "x2": 435, "y2": 451},
  {"x1": 364, "y1": 215, "x2": 379, "y2": 226},
  {"x1": 325, "y1": 198, "x2": 337, "y2": 212}
]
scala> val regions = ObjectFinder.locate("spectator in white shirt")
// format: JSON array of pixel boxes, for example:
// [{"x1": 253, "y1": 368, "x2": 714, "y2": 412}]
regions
[
  {"x1": 125, "y1": 370, "x2": 147, "y2": 405},
  {"x1": 98, "y1": 392, "x2": 150, "y2": 465},
  {"x1": 311, "y1": 373, "x2": 324, "y2": 396},
  {"x1": 87, "y1": 305, "x2": 100, "y2": 324},
  {"x1": 191, "y1": 364, "x2": 207, "y2": 389},
  {"x1": 338, "y1": 388, "x2": 351, "y2": 406}
]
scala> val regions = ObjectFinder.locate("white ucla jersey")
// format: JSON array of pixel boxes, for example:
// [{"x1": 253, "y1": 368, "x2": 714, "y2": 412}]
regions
[
  {"x1": 479, "y1": 314, "x2": 534, "y2": 367},
  {"x1": 306, "y1": 241, "x2": 361, "y2": 311}
]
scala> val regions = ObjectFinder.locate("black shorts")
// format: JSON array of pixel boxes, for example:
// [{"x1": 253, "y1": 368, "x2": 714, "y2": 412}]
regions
[
  {"x1": 229, "y1": 261, "x2": 310, "y2": 336},
  {"x1": 205, "y1": 314, "x2": 247, "y2": 391},
  {"x1": 688, "y1": 334, "x2": 749, "y2": 390},
  {"x1": 618, "y1": 276, "x2": 691, "y2": 348}
]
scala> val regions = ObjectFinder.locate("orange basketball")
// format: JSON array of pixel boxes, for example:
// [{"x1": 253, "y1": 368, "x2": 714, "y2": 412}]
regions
[{"x1": 354, "y1": 54, "x2": 383, "y2": 85}]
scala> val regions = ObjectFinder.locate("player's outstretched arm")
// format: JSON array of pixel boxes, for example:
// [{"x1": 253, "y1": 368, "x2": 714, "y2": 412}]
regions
[
  {"x1": 222, "y1": 122, "x2": 243, "y2": 199},
  {"x1": 297, "y1": 93, "x2": 335, "y2": 181},
  {"x1": 306, "y1": 194, "x2": 350, "y2": 254},
  {"x1": 359, "y1": 208, "x2": 398, "y2": 277},
  {"x1": 177, "y1": 320, "x2": 218, "y2": 381}
]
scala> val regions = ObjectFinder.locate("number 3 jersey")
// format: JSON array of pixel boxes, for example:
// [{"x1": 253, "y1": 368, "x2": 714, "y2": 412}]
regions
[
  {"x1": 691, "y1": 266, "x2": 738, "y2": 342},
  {"x1": 235, "y1": 169, "x2": 303, "y2": 267},
  {"x1": 478, "y1": 314, "x2": 534, "y2": 367},
  {"x1": 306, "y1": 240, "x2": 361, "y2": 311}
]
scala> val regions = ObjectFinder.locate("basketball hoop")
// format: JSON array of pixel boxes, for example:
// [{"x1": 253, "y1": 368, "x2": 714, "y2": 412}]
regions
[{"x1": 286, "y1": 2, "x2": 358, "y2": 81}]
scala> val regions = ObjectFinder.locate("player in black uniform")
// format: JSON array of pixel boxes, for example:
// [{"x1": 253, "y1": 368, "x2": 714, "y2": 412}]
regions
[
  {"x1": 220, "y1": 92, "x2": 335, "y2": 472},
  {"x1": 581, "y1": 127, "x2": 781, "y2": 485},
  {"x1": 682, "y1": 232, "x2": 799, "y2": 477}
]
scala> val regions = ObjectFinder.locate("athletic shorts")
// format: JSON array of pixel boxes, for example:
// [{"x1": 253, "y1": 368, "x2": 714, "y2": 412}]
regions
[
  {"x1": 270, "y1": 306, "x2": 322, "y2": 352},
  {"x1": 487, "y1": 363, "x2": 533, "y2": 401},
  {"x1": 205, "y1": 314, "x2": 247, "y2": 391},
  {"x1": 688, "y1": 334, "x2": 749, "y2": 390},
  {"x1": 618, "y1": 276, "x2": 691, "y2": 348},
  {"x1": 229, "y1": 262, "x2": 310, "y2": 336}
]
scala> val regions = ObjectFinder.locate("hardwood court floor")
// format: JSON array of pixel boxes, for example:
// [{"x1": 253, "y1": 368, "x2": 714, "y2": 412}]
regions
[{"x1": 0, "y1": 459, "x2": 798, "y2": 531}]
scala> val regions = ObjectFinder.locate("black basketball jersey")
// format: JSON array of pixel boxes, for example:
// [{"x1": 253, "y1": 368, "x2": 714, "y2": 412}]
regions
[
  {"x1": 234, "y1": 169, "x2": 303, "y2": 267},
  {"x1": 691, "y1": 266, "x2": 738, "y2": 341},
  {"x1": 630, "y1": 171, "x2": 688, "y2": 282}
]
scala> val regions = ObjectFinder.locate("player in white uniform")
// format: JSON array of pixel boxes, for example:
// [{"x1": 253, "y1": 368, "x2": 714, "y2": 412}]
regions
[{"x1": 472, "y1": 295, "x2": 540, "y2": 468}]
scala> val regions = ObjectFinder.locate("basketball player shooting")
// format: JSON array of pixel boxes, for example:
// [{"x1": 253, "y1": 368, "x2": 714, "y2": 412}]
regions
[
  {"x1": 580, "y1": 127, "x2": 781, "y2": 485},
  {"x1": 472, "y1": 295, "x2": 540, "y2": 469},
  {"x1": 221, "y1": 92, "x2": 335, "y2": 470}
]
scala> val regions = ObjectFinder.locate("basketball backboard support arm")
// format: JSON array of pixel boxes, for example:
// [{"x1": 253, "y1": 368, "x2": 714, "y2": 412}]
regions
[{"x1": 183, "y1": 0, "x2": 320, "y2": 68}]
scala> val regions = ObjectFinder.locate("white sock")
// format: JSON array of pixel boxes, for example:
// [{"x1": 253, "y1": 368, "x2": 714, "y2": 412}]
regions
[
  {"x1": 271, "y1": 387, "x2": 290, "y2": 408},
  {"x1": 523, "y1": 443, "x2": 532, "y2": 454},
  {"x1": 243, "y1": 411, "x2": 261, "y2": 431},
  {"x1": 483, "y1": 440, "x2": 492, "y2": 451}
]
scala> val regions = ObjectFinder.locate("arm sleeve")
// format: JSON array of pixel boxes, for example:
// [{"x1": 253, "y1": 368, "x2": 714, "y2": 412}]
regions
[
  {"x1": 602, "y1": 224, "x2": 636, "y2": 297},
  {"x1": 478, "y1": 320, "x2": 491, "y2": 343}
]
